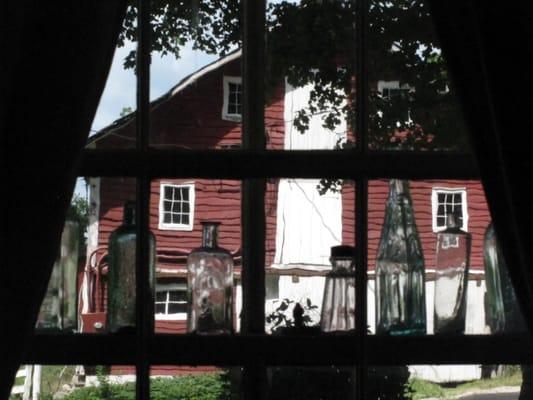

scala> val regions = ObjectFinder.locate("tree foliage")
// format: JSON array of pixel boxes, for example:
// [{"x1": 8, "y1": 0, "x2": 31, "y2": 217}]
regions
[{"x1": 118, "y1": 0, "x2": 469, "y2": 151}]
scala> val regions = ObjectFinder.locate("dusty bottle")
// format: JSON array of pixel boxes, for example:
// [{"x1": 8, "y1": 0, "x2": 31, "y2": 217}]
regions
[
  {"x1": 433, "y1": 213, "x2": 471, "y2": 334},
  {"x1": 375, "y1": 179, "x2": 426, "y2": 335},
  {"x1": 187, "y1": 222, "x2": 233, "y2": 334},
  {"x1": 320, "y1": 245, "x2": 356, "y2": 332},
  {"x1": 107, "y1": 202, "x2": 155, "y2": 333}
]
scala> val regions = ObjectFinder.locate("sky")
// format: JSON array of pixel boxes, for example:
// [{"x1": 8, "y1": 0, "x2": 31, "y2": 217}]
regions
[{"x1": 90, "y1": 41, "x2": 218, "y2": 133}]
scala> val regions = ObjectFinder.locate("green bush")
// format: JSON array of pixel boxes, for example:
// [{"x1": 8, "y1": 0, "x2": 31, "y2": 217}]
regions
[{"x1": 61, "y1": 372, "x2": 230, "y2": 400}]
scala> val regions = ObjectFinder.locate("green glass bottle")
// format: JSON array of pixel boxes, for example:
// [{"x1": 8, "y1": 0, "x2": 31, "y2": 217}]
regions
[
  {"x1": 483, "y1": 222, "x2": 526, "y2": 333},
  {"x1": 107, "y1": 202, "x2": 155, "y2": 333},
  {"x1": 375, "y1": 179, "x2": 426, "y2": 335}
]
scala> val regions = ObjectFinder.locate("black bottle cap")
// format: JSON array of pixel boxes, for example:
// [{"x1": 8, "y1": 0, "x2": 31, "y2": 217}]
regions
[{"x1": 330, "y1": 245, "x2": 356, "y2": 258}]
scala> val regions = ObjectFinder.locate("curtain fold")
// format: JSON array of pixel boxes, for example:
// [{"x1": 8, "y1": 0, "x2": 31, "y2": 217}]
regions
[
  {"x1": 428, "y1": 1, "x2": 533, "y2": 334},
  {"x1": 0, "y1": 1, "x2": 126, "y2": 398}
]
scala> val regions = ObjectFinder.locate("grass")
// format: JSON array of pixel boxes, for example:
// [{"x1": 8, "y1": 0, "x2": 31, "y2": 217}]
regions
[{"x1": 409, "y1": 368, "x2": 522, "y2": 399}]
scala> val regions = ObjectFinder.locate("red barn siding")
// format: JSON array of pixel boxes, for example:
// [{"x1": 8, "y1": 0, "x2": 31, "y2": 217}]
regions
[{"x1": 368, "y1": 180, "x2": 490, "y2": 271}]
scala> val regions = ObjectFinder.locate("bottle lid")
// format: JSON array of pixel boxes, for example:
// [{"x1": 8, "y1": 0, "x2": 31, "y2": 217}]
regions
[
  {"x1": 200, "y1": 220, "x2": 221, "y2": 226},
  {"x1": 330, "y1": 245, "x2": 356, "y2": 258}
]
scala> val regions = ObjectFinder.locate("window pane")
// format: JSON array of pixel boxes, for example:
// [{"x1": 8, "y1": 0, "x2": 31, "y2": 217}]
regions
[
  {"x1": 87, "y1": 6, "x2": 137, "y2": 150},
  {"x1": 368, "y1": 365, "x2": 526, "y2": 399},
  {"x1": 264, "y1": 179, "x2": 355, "y2": 334},
  {"x1": 150, "y1": 178, "x2": 241, "y2": 334},
  {"x1": 368, "y1": 0, "x2": 471, "y2": 152},
  {"x1": 267, "y1": 367, "x2": 356, "y2": 399},
  {"x1": 9, "y1": 365, "x2": 136, "y2": 399},
  {"x1": 368, "y1": 180, "x2": 526, "y2": 336},
  {"x1": 36, "y1": 177, "x2": 141, "y2": 335},
  {"x1": 265, "y1": 0, "x2": 356, "y2": 151},
  {"x1": 149, "y1": 1, "x2": 242, "y2": 149}
]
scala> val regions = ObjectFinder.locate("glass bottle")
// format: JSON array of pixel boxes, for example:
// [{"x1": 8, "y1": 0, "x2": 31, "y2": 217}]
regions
[
  {"x1": 107, "y1": 201, "x2": 156, "y2": 333},
  {"x1": 187, "y1": 221, "x2": 233, "y2": 334},
  {"x1": 433, "y1": 213, "x2": 471, "y2": 334},
  {"x1": 320, "y1": 245, "x2": 356, "y2": 332},
  {"x1": 36, "y1": 213, "x2": 79, "y2": 332},
  {"x1": 483, "y1": 222, "x2": 526, "y2": 333},
  {"x1": 375, "y1": 179, "x2": 426, "y2": 335}
]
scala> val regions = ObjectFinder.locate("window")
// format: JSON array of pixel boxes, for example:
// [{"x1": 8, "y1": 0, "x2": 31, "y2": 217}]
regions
[
  {"x1": 222, "y1": 76, "x2": 242, "y2": 121},
  {"x1": 158, "y1": 183, "x2": 195, "y2": 231},
  {"x1": 27, "y1": 3, "x2": 528, "y2": 400},
  {"x1": 431, "y1": 188, "x2": 468, "y2": 232},
  {"x1": 154, "y1": 281, "x2": 187, "y2": 320},
  {"x1": 377, "y1": 80, "x2": 410, "y2": 100}
]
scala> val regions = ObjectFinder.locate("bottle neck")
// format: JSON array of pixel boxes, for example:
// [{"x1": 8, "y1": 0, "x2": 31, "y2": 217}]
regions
[
  {"x1": 202, "y1": 223, "x2": 219, "y2": 248},
  {"x1": 123, "y1": 203, "x2": 136, "y2": 227}
]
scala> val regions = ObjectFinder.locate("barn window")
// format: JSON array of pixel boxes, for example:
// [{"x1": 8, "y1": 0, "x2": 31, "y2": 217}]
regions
[
  {"x1": 158, "y1": 183, "x2": 195, "y2": 231},
  {"x1": 154, "y1": 281, "x2": 187, "y2": 320},
  {"x1": 431, "y1": 188, "x2": 468, "y2": 232},
  {"x1": 222, "y1": 76, "x2": 242, "y2": 121},
  {"x1": 377, "y1": 80, "x2": 410, "y2": 100}
]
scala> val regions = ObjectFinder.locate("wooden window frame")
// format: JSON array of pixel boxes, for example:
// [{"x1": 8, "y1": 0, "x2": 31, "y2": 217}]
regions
[
  {"x1": 154, "y1": 282, "x2": 188, "y2": 321},
  {"x1": 222, "y1": 76, "x2": 243, "y2": 122},
  {"x1": 431, "y1": 187, "x2": 468, "y2": 232},
  {"x1": 158, "y1": 182, "x2": 195, "y2": 231},
  {"x1": 24, "y1": 1, "x2": 533, "y2": 400}
]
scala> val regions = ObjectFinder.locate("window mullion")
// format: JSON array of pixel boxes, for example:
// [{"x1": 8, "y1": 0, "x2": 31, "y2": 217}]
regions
[
  {"x1": 355, "y1": 0, "x2": 369, "y2": 398},
  {"x1": 242, "y1": 0, "x2": 267, "y2": 398},
  {"x1": 136, "y1": 0, "x2": 151, "y2": 399}
]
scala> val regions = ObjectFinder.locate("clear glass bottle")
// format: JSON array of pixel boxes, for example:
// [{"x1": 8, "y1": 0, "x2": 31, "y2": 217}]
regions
[
  {"x1": 483, "y1": 222, "x2": 526, "y2": 333},
  {"x1": 375, "y1": 179, "x2": 426, "y2": 335},
  {"x1": 187, "y1": 221, "x2": 233, "y2": 334},
  {"x1": 107, "y1": 202, "x2": 155, "y2": 333},
  {"x1": 320, "y1": 245, "x2": 356, "y2": 332},
  {"x1": 433, "y1": 213, "x2": 471, "y2": 334},
  {"x1": 36, "y1": 214, "x2": 79, "y2": 332}
]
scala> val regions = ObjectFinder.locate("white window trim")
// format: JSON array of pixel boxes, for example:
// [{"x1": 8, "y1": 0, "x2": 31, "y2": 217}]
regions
[
  {"x1": 154, "y1": 282, "x2": 187, "y2": 321},
  {"x1": 377, "y1": 80, "x2": 411, "y2": 98},
  {"x1": 222, "y1": 76, "x2": 242, "y2": 121},
  {"x1": 431, "y1": 187, "x2": 469, "y2": 233},
  {"x1": 158, "y1": 182, "x2": 195, "y2": 231}
]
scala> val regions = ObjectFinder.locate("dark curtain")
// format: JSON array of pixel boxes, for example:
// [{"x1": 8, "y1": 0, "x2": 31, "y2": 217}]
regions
[
  {"x1": 0, "y1": 1, "x2": 126, "y2": 398},
  {"x1": 428, "y1": 0, "x2": 533, "y2": 333}
]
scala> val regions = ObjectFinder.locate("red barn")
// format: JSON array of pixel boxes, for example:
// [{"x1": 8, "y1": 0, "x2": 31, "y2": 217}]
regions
[{"x1": 79, "y1": 50, "x2": 492, "y2": 382}]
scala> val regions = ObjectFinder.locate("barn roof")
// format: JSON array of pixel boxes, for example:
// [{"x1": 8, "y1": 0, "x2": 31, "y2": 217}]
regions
[{"x1": 87, "y1": 49, "x2": 242, "y2": 147}]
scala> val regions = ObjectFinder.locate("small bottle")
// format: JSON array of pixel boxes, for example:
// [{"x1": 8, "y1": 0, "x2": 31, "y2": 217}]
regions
[
  {"x1": 433, "y1": 213, "x2": 471, "y2": 334},
  {"x1": 187, "y1": 222, "x2": 233, "y2": 334},
  {"x1": 320, "y1": 245, "x2": 356, "y2": 332},
  {"x1": 375, "y1": 179, "x2": 426, "y2": 335},
  {"x1": 107, "y1": 202, "x2": 155, "y2": 333}
]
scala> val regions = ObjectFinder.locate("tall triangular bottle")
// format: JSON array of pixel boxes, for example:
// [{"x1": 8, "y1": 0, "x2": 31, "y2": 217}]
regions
[{"x1": 375, "y1": 179, "x2": 426, "y2": 335}]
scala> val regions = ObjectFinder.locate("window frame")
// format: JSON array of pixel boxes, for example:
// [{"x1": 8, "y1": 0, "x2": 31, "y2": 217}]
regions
[
  {"x1": 154, "y1": 281, "x2": 188, "y2": 321},
  {"x1": 158, "y1": 182, "x2": 195, "y2": 231},
  {"x1": 222, "y1": 76, "x2": 243, "y2": 122},
  {"x1": 24, "y1": 1, "x2": 533, "y2": 400},
  {"x1": 431, "y1": 187, "x2": 469, "y2": 232}
]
